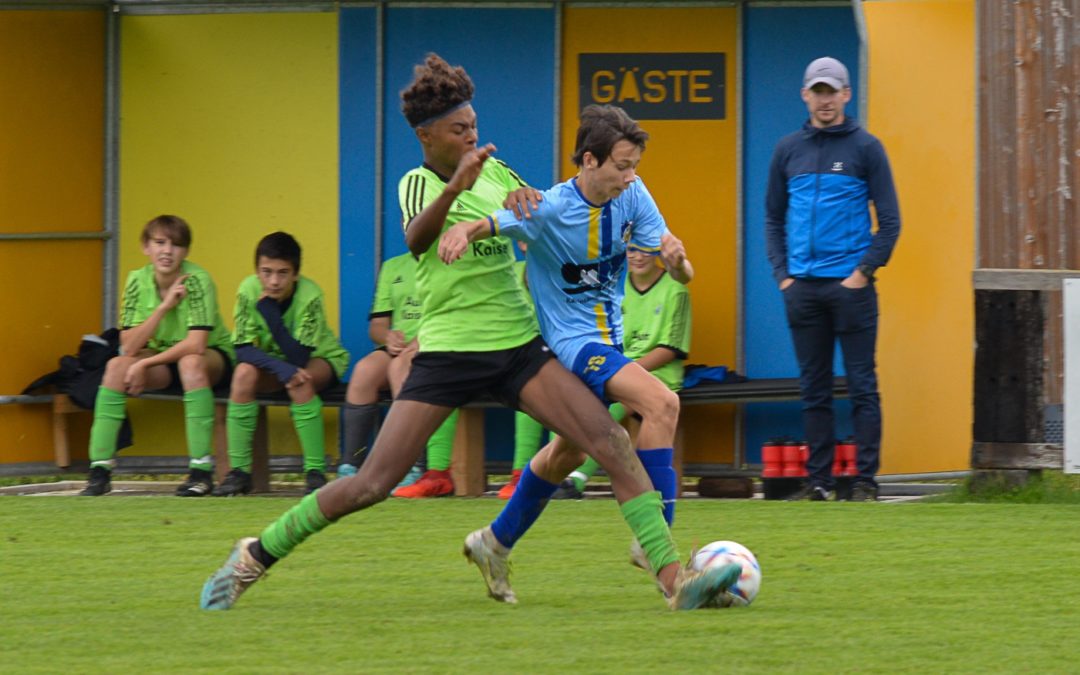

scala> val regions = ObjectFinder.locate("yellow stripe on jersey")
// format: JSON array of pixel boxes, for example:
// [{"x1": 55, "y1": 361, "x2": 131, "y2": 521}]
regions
[
  {"x1": 594, "y1": 302, "x2": 614, "y2": 345},
  {"x1": 588, "y1": 206, "x2": 601, "y2": 259}
]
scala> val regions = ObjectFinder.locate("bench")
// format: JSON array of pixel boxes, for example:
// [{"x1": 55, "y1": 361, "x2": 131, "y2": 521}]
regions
[{"x1": 32, "y1": 376, "x2": 847, "y2": 496}]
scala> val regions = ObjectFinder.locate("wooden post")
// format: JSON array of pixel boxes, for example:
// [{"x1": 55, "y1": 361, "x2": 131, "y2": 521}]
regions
[
  {"x1": 451, "y1": 408, "x2": 486, "y2": 496},
  {"x1": 970, "y1": 285, "x2": 1059, "y2": 485},
  {"x1": 51, "y1": 394, "x2": 78, "y2": 468}
]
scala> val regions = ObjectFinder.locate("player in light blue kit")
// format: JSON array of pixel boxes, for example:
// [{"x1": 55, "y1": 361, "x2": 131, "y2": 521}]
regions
[{"x1": 442, "y1": 104, "x2": 711, "y2": 588}]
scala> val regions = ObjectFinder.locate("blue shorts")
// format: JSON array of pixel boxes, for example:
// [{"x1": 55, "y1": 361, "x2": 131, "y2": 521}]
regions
[{"x1": 570, "y1": 342, "x2": 632, "y2": 403}]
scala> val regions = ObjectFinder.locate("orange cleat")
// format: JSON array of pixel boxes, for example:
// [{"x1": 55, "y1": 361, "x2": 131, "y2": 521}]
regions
[
  {"x1": 497, "y1": 469, "x2": 523, "y2": 500},
  {"x1": 392, "y1": 469, "x2": 454, "y2": 498}
]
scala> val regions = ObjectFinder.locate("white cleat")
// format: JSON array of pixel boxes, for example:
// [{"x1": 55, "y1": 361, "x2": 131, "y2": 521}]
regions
[{"x1": 463, "y1": 527, "x2": 517, "y2": 604}]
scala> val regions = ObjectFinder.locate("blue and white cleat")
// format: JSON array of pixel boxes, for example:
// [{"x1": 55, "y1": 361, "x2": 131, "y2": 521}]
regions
[
  {"x1": 668, "y1": 561, "x2": 742, "y2": 610},
  {"x1": 200, "y1": 537, "x2": 266, "y2": 610}
]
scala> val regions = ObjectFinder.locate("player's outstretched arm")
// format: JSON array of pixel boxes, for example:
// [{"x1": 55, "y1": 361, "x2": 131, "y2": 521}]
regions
[
  {"x1": 438, "y1": 218, "x2": 492, "y2": 264},
  {"x1": 405, "y1": 144, "x2": 497, "y2": 256},
  {"x1": 660, "y1": 233, "x2": 694, "y2": 285}
]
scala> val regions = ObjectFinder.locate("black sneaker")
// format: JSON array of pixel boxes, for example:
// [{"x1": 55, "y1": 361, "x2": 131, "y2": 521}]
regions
[
  {"x1": 176, "y1": 468, "x2": 214, "y2": 497},
  {"x1": 787, "y1": 483, "x2": 830, "y2": 501},
  {"x1": 551, "y1": 479, "x2": 584, "y2": 500},
  {"x1": 849, "y1": 482, "x2": 879, "y2": 502},
  {"x1": 304, "y1": 469, "x2": 327, "y2": 495},
  {"x1": 79, "y1": 466, "x2": 112, "y2": 496},
  {"x1": 212, "y1": 469, "x2": 252, "y2": 497}
]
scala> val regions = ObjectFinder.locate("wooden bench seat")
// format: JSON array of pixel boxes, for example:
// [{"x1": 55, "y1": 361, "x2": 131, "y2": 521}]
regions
[{"x1": 36, "y1": 377, "x2": 848, "y2": 495}]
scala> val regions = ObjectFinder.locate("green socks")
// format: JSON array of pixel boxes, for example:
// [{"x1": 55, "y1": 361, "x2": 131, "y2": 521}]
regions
[
  {"x1": 513, "y1": 411, "x2": 545, "y2": 471},
  {"x1": 291, "y1": 396, "x2": 325, "y2": 472},
  {"x1": 88, "y1": 386, "x2": 126, "y2": 467},
  {"x1": 620, "y1": 491, "x2": 680, "y2": 573},
  {"x1": 183, "y1": 387, "x2": 215, "y2": 471},
  {"x1": 227, "y1": 400, "x2": 259, "y2": 472},
  {"x1": 259, "y1": 492, "x2": 332, "y2": 559},
  {"x1": 425, "y1": 409, "x2": 459, "y2": 471}
]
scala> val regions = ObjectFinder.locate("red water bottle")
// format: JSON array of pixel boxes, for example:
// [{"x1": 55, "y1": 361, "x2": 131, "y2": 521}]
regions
[
  {"x1": 832, "y1": 439, "x2": 844, "y2": 477},
  {"x1": 797, "y1": 441, "x2": 809, "y2": 478},
  {"x1": 782, "y1": 439, "x2": 803, "y2": 477},
  {"x1": 761, "y1": 440, "x2": 784, "y2": 478},
  {"x1": 837, "y1": 438, "x2": 857, "y2": 476}
]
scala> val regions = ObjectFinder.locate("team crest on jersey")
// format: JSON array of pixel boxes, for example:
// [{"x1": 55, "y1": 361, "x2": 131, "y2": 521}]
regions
[{"x1": 621, "y1": 220, "x2": 633, "y2": 243}]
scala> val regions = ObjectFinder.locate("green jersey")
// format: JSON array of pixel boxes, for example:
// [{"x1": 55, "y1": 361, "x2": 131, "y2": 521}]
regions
[
  {"x1": 120, "y1": 260, "x2": 234, "y2": 361},
  {"x1": 398, "y1": 159, "x2": 538, "y2": 352},
  {"x1": 370, "y1": 252, "x2": 423, "y2": 342},
  {"x1": 622, "y1": 270, "x2": 691, "y2": 391},
  {"x1": 232, "y1": 275, "x2": 350, "y2": 378}
]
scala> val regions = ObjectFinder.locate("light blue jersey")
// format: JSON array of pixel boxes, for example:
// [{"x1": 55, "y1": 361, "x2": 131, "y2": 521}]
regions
[{"x1": 489, "y1": 176, "x2": 668, "y2": 370}]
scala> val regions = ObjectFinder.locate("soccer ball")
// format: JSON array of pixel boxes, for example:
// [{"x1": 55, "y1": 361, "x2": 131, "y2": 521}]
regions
[{"x1": 691, "y1": 540, "x2": 761, "y2": 607}]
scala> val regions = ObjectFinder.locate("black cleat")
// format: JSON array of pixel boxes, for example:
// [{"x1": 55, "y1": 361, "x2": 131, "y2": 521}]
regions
[
  {"x1": 212, "y1": 469, "x2": 253, "y2": 497},
  {"x1": 79, "y1": 466, "x2": 112, "y2": 496},
  {"x1": 176, "y1": 468, "x2": 214, "y2": 497},
  {"x1": 849, "y1": 481, "x2": 879, "y2": 502},
  {"x1": 304, "y1": 469, "x2": 327, "y2": 495},
  {"x1": 551, "y1": 479, "x2": 585, "y2": 500},
  {"x1": 787, "y1": 483, "x2": 830, "y2": 501}
]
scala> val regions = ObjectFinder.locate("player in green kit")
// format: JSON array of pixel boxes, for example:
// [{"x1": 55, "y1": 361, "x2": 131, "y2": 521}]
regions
[
  {"x1": 212, "y1": 232, "x2": 349, "y2": 496},
  {"x1": 555, "y1": 244, "x2": 692, "y2": 512},
  {"x1": 80, "y1": 215, "x2": 234, "y2": 497},
  {"x1": 201, "y1": 54, "x2": 732, "y2": 612},
  {"x1": 337, "y1": 250, "x2": 460, "y2": 498}
]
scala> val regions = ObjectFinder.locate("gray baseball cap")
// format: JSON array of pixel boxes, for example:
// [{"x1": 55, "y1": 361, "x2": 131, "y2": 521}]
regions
[{"x1": 803, "y1": 57, "x2": 850, "y2": 90}]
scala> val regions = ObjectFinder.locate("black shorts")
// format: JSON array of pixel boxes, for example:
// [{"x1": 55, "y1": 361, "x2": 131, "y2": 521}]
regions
[
  {"x1": 159, "y1": 346, "x2": 235, "y2": 395},
  {"x1": 396, "y1": 335, "x2": 554, "y2": 410}
]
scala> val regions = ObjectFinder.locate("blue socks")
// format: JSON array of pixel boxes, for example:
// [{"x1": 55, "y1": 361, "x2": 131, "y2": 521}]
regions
[
  {"x1": 638, "y1": 447, "x2": 676, "y2": 525},
  {"x1": 490, "y1": 463, "x2": 558, "y2": 548}
]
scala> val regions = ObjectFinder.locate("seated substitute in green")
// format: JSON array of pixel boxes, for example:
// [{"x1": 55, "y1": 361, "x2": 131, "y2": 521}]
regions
[
  {"x1": 80, "y1": 214, "x2": 234, "y2": 497},
  {"x1": 340, "y1": 250, "x2": 460, "y2": 498},
  {"x1": 554, "y1": 243, "x2": 692, "y2": 518},
  {"x1": 213, "y1": 232, "x2": 349, "y2": 497}
]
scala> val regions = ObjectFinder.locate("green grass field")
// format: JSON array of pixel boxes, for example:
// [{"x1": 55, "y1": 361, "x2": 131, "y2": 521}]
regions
[{"x1": 2, "y1": 495, "x2": 1079, "y2": 673}]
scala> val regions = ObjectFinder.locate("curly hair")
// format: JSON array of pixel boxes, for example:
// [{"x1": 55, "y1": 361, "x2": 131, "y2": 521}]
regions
[
  {"x1": 400, "y1": 53, "x2": 475, "y2": 128},
  {"x1": 570, "y1": 104, "x2": 648, "y2": 167}
]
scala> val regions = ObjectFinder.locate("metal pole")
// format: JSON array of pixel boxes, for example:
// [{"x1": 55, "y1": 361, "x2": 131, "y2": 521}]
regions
[
  {"x1": 0, "y1": 232, "x2": 110, "y2": 241},
  {"x1": 374, "y1": 0, "x2": 384, "y2": 271},
  {"x1": 102, "y1": 3, "x2": 121, "y2": 330},
  {"x1": 851, "y1": 0, "x2": 868, "y2": 123}
]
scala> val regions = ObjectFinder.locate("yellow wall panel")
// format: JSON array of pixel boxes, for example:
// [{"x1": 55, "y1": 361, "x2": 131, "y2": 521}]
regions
[
  {"x1": 0, "y1": 10, "x2": 104, "y2": 465},
  {"x1": 119, "y1": 12, "x2": 340, "y2": 459},
  {"x1": 562, "y1": 7, "x2": 739, "y2": 463},
  {"x1": 865, "y1": 1, "x2": 975, "y2": 473},
  {"x1": 0, "y1": 10, "x2": 104, "y2": 232}
]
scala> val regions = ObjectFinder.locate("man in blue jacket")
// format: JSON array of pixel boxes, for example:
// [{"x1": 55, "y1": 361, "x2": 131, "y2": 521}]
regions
[{"x1": 765, "y1": 56, "x2": 901, "y2": 502}]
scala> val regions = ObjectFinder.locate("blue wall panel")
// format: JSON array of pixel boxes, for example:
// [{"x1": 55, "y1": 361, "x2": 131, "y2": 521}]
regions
[
  {"x1": 339, "y1": 7, "x2": 379, "y2": 361},
  {"x1": 742, "y1": 6, "x2": 859, "y2": 461},
  {"x1": 381, "y1": 7, "x2": 556, "y2": 261}
]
